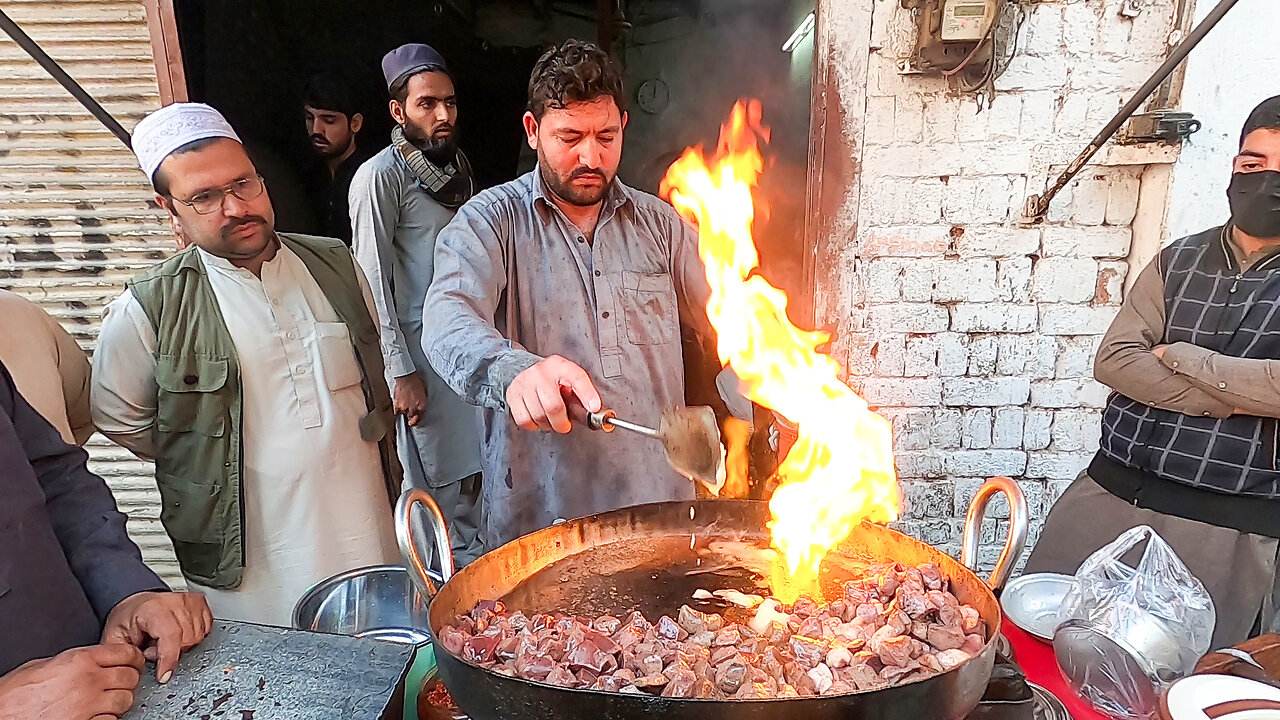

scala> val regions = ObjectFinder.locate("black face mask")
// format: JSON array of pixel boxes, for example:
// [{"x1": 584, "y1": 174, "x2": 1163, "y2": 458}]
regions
[{"x1": 1228, "y1": 170, "x2": 1280, "y2": 239}]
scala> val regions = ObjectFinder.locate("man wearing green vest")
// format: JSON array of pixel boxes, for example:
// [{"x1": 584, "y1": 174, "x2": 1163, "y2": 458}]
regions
[{"x1": 91, "y1": 103, "x2": 402, "y2": 626}]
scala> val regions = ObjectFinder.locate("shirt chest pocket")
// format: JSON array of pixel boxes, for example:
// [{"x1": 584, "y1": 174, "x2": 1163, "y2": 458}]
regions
[
  {"x1": 620, "y1": 271, "x2": 679, "y2": 346},
  {"x1": 315, "y1": 322, "x2": 363, "y2": 391},
  {"x1": 156, "y1": 356, "x2": 229, "y2": 437}
]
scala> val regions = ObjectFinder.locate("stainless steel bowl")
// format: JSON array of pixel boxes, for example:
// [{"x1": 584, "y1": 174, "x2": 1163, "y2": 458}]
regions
[
  {"x1": 1001, "y1": 573, "x2": 1077, "y2": 641},
  {"x1": 292, "y1": 564, "x2": 442, "y2": 645}
]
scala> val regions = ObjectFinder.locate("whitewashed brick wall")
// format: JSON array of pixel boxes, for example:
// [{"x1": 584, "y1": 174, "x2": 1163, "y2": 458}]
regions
[{"x1": 826, "y1": 0, "x2": 1183, "y2": 567}]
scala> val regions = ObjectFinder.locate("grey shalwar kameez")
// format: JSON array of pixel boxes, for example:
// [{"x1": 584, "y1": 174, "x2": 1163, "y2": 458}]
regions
[{"x1": 422, "y1": 170, "x2": 713, "y2": 546}]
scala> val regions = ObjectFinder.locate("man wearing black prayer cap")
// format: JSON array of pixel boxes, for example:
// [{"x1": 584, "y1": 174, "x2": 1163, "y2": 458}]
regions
[{"x1": 1028, "y1": 95, "x2": 1280, "y2": 647}]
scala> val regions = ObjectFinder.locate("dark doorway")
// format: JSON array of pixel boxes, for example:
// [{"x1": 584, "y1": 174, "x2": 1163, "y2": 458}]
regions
[{"x1": 171, "y1": 0, "x2": 813, "y2": 294}]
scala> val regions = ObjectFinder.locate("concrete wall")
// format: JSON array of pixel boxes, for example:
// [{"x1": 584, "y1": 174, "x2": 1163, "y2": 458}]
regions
[
  {"x1": 1165, "y1": 0, "x2": 1280, "y2": 240},
  {"x1": 816, "y1": 0, "x2": 1184, "y2": 564}
]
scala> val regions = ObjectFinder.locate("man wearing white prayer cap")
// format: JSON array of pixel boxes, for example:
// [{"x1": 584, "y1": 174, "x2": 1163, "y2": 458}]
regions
[{"x1": 91, "y1": 102, "x2": 403, "y2": 626}]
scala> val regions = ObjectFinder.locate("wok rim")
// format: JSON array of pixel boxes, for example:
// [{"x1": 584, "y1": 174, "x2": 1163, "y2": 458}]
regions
[{"x1": 425, "y1": 499, "x2": 1003, "y2": 705}]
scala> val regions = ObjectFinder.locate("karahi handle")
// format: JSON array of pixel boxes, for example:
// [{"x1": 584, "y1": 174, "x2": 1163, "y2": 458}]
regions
[
  {"x1": 395, "y1": 488, "x2": 455, "y2": 601},
  {"x1": 960, "y1": 477, "x2": 1028, "y2": 593}
]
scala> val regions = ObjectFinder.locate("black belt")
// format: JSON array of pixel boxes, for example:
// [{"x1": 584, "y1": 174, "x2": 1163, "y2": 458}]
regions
[{"x1": 1089, "y1": 452, "x2": 1280, "y2": 539}]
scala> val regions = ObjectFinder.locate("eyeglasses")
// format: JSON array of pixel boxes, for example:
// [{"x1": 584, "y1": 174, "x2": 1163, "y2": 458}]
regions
[{"x1": 174, "y1": 175, "x2": 266, "y2": 215}]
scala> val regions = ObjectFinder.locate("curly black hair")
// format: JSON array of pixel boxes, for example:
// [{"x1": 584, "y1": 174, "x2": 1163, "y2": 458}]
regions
[{"x1": 527, "y1": 39, "x2": 626, "y2": 120}]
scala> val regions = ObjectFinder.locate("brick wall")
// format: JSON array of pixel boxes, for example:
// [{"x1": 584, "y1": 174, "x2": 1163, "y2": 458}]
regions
[{"x1": 820, "y1": 0, "x2": 1183, "y2": 567}]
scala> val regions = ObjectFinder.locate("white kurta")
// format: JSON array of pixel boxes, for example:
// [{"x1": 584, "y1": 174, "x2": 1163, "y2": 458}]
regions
[{"x1": 91, "y1": 244, "x2": 399, "y2": 626}]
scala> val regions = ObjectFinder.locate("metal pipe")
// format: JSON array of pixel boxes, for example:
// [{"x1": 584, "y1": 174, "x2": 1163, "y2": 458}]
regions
[
  {"x1": 0, "y1": 7, "x2": 132, "y2": 148},
  {"x1": 1025, "y1": 0, "x2": 1242, "y2": 222},
  {"x1": 604, "y1": 416, "x2": 660, "y2": 439}
]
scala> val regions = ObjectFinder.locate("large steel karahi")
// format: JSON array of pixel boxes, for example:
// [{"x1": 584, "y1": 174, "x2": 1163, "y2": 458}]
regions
[{"x1": 402, "y1": 479, "x2": 1027, "y2": 720}]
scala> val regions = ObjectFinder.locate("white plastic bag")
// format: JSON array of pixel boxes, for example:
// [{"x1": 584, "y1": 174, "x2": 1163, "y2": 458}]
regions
[{"x1": 1057, "y1": 526, "x2": 1216, "y2": 719}]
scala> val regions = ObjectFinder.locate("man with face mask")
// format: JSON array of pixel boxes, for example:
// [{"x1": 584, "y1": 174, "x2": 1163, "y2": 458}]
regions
[
  {"x1": 90, "y1": 103, "x2": 401, "y2": 626},
  {"x1": 1027, "y1": 95, "x2": 1280, "y2": 647},
  {"x1": 420, "y1": 39, "x2": 715, "y2": 546},
  {"x1": 348, "y1": 44, "x2": 484, "y2": 565}
]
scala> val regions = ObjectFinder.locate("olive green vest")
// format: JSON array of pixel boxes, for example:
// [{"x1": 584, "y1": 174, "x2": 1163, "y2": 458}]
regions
[{"x1": 127, "y1": 233, "x2": 401, "y2": 589}]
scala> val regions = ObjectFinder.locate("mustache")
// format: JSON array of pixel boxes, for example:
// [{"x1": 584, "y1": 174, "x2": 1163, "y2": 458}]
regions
[
  {"x1": 310, "y1": 135, "x2": 329, "y2": 144},
  {"x1": 221, "y1": 216, "x2": 268, "y2": 238},
  {"x1": 569, "y1": 168, "x2": 606, "y2": 181}
]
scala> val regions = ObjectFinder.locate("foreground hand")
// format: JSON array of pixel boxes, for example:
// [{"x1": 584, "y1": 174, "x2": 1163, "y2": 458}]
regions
[
  {"x1": 102, "y1": 591, "x2": 212, "y2": 684},
  {"x1": 1152, "y1": 344, "x2": 1168, "y2": 359},
  {"x1": 506, "y1": 355, "x2": 601, "y2": 433},
  {"x1": 393, "y1": 373, "x2": 428, "y2": 426},
  {"x1": 0, "y1": 644, "x2": 144, "y2": 720}
]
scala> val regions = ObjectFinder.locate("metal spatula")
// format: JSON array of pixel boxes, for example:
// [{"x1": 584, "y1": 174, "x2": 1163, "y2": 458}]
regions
[{"x1": 572, "y1": 402, "x2": 724, "y2": 492}]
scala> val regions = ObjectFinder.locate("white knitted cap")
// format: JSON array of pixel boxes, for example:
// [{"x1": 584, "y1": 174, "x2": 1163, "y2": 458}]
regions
[{"x1": 131, "y1": 102, "x2": 241, "y2": 181}]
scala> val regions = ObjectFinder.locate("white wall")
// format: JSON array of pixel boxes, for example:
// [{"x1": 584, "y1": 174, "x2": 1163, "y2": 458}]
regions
[
  {"x1": 817, "y1": 0, "x2": 1183, "y2": 566},
  {"x1": 1165, "y1": 0, "x2": 1280, "y2": 240}
]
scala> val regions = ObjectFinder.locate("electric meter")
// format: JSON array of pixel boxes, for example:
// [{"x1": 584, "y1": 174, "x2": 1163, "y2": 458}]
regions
[{"x1": 941, "y1": 0, "x2": 997, "y2": 42}]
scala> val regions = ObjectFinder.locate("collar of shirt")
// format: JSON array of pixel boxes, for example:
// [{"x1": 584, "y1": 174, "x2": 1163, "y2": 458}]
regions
[
  {"x1": 193, "y1": 237, "x2": 286, "y2": 278},
  {"x1": 1220, "y1": 223, "x2": 1280, "y2": 273},
  {"x1": 529, "y1": 165, "x2": 632, "y2": 224}
]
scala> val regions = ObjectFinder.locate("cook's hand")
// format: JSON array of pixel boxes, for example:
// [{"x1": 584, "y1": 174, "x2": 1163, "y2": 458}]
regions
[
  {"x1": 0, "y1": 643, "x2": 144, "y2": 720},
  {"x1": 102, "y1": 591, "x2": 212, "y2": 684},
  {"x1": 1152, "y1": 344, "x2": 1169, "y2": 359},
  {"x1": 506, "y1": 355, "x2": 601, "y2": 433},
  {"x1": 394, "y1": 373, "x2": 428, "y2": 426}
]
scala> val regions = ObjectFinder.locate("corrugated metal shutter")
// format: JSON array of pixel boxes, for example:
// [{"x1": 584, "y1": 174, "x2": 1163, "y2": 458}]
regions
[{"x1": 0, "y1": 0, "x2": 183, "y2": 587}]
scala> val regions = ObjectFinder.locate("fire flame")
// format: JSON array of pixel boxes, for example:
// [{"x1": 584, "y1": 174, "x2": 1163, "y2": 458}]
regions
[{"x1": 661, "y1": 100, "x2": 900, "y2": 602}]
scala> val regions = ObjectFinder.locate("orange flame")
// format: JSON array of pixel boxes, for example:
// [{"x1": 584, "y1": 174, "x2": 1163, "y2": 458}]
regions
[{"x1": 661, "y1": 100, "x2": 900, "y2": 602}]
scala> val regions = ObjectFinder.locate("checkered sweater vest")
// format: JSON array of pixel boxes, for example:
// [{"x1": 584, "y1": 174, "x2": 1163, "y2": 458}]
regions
[{"x1": 1100, "y1": 226, "x2": 1280, "y2": 496}]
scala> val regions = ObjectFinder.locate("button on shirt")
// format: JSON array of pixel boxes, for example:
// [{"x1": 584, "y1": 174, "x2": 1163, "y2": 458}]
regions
[
  {"x1": 91, "y1": 244, "x2": 398, "y2": 625},
  {"x1": 422, "y1": 170, "x2": 713, "y2": 545}
]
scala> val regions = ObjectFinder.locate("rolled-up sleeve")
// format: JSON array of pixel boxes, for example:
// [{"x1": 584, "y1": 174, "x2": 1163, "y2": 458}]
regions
[
  {"x1": 423, "y1": 201, "x2": 541, "y2": 411},
  {"x1": 350, "y1": 161, "x2": 416, "y2": 378},
  {"x1": 1093, "y1": 256, "x2": 1235, "y2": 419}
]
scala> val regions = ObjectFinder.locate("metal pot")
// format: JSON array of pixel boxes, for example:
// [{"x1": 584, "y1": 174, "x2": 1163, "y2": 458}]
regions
[
  {"x1": 292, "y1": 564, "x2": 444, "y2": 645},
  {"x1": 293, "y1": 491, "x2": 456, "y2": 644},
  {"x1": 400, "y1": 477, "x2": 1029, "y2": 720}
]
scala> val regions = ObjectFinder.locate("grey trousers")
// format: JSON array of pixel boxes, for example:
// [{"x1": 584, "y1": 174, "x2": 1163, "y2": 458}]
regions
[
  {"x1": 1026, "y1": 471, "x2": 1280, "y2": 649},
  {"x1": 397, "y1": 422, "x2": 485, "y2": 568}
]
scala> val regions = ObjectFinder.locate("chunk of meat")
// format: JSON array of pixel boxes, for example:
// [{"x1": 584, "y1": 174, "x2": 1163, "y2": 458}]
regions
[
  {"x1": 582, "y1": 629, "x2": 620, "y2": 655},
  {"x1": 514, "y1": 652, "x2": 556, "y2": 682},
  {"x1": 654, "y1": 615, "x2": 685, "y2": 641},
  {"x1": 678, "y1": 605, "x2": 709, "y2": 635},
  {"x1": 461, "y1": 634, "x2": 501, "y2": 664},
  {"x1": 592, "y1": 674, "x2": 631, "y2": 692},
  {"x1": 960, "y1": 605, "x2": 983, "y2": 633},
  {"x1": 712, "y1": 626, "x2": 742, "y2": 647},
  {"x1": 840, "y1": 664, "x2": 888, "y2": 691},
  {"x1": 714, "y1": 655, "x2": 751, "y2": 694},
  {"x1": 612, "y1": 624, "x2": 645, "y2": 651},
  {"x1": 826, "y1": 646, "x2": 853, "y2": 669},
  {"x1": 789, "y1": 635, "x2": 828, "y2": 670},
  {"x1": 439, "y1": 625, "x2": 469, "y2": 656},
  {"x1": 807, "y1": 663, "x2": 834, "y2": 694},
  {"x1": 962, "y1": 634, "x2": 985, "y2": 655},
  {"x1": 926, "y1": 623, "x2": 966, "y2": 651},
  {"x1": 880, "y1": 659, "x2": 920, "y2": 683},
  {"x1": 688, "y1": 631, "x2": 715, "y2": 648},
  {"x1": 792, "y1": 596, "x2": 820, "y2": 617},
  {"x1": 575, "y1": 668, "x2": 599, "y2": 686},
  {"x1": 638, "y1": 653, "x2": 664, "y2": 676},
  {"x1": 876, "y1": 635, "x2": 915, "y2": 668},
  {"x1": 661, "y1": 669, "x2": 698, "y2": 698},
  {"x1": 593, "y1": 615, "x2": 622, "y2": 635},
  {"x1": 632, "y1": 673, "x2": 669, "y2": 689},
  {"x1": 919, "y1": 563, "x2": 945, "y2": 591},
  {"x1": 796, "y1": 616, "x2": 823, "y2": 638},
  {"x1": 566, "y1": 640, "x2": 617, "y2": 674},
  {"x1": 733, "y1": 682, "x2": 777, "y2": 699},
  {"x1": 898, "y1": 586, "x2": 930, "y2": 618},
  {"x1": 778, "y1": 683, "x2": 799, "y2": 697},
  {"x1": 544, "y1": 665, "x2": 579, "y2": 687},
  {"x1": 625, "y1": 610, "x2": 652, "y2": 633}
]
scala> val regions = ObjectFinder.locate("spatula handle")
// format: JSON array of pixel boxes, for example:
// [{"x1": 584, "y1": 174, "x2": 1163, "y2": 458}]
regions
[{"x1": 565, "y1": 393, "x2": 617, "y2": 432}]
